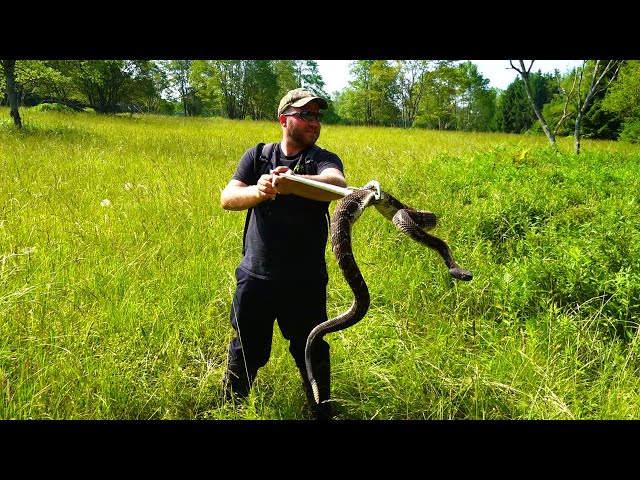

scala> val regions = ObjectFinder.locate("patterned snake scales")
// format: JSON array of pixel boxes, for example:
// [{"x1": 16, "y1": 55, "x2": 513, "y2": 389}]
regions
[{"x1": 304, "y1": 182, "x2": 473, "y2": 405}]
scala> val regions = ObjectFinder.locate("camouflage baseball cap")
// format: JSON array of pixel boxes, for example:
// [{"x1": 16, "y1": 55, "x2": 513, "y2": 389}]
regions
[{"x1": 277, "y1": 88, "x2": 328, "y2": 116}]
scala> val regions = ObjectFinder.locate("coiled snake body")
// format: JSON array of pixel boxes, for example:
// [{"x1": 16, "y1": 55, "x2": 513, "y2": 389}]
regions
[{"x1": 305, "y1": 184, "x2": 473, "y2": 404}]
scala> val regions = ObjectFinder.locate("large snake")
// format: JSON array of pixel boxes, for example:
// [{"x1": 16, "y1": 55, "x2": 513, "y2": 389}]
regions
[{"x1": 304, "y1": 182, "x2": 473, "y2": 405}]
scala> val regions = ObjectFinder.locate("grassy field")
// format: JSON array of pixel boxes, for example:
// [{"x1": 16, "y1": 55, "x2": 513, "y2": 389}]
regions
[{"x1": 1, "y1": 108, "x2": 640, "y2": 420}]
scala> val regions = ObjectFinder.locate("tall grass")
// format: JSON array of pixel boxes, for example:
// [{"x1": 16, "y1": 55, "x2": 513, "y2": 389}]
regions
[{"x1": 1, "y1": 108, "x2": 640, "y2": 419}]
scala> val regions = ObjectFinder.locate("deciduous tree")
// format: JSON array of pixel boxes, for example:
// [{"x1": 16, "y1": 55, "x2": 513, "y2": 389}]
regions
[
  {"x1": 601, "y1": 60, "x2": 640, "y2": 142},
  {"x1": 510, "y1": 61, "x2": 557, "y2": 147},
  {"x1": 512, "y1": 60, "x2": 621, "y2": 154},
  {"x1": 570, "y1": 60, "x2": 621, "y2": 153},
  {"x1": 1, "y1": 60, "x2": 22, "y2": 128}
]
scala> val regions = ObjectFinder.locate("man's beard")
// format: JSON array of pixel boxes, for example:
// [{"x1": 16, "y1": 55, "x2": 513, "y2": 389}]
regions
[{"x1": 287, "y1": 124, "x2": 319, "y2": 148}]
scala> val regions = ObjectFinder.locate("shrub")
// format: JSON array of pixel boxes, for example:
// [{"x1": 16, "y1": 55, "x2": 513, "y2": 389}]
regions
[
  {"x1": 618, "y1": 119, "x2": 640, "y2": 143},
  {"x1": 31, "y1": 103, "x2": 76, "y2": 113}
]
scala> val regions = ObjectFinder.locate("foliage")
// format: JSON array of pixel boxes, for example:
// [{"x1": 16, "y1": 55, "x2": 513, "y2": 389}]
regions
[
  {"x1": 572, "y1": 61, "x2": 623, "y2": 140},
  {"x1": 498, "y1": 72, "x2": 555, "y2": 134},
  {"x1": 14, "y1": 60, "x2": 77, "y2": 107},
  {"x1": 339, "y1": 60, "x2": 401, "y2": 126},
  {"x1": 3, "y1": 59, "x2": 637, "y2": 142},
  {"x1": 618, "y1": 119, "x2": 640, "y2": 143},
  {"x1": 601, "y1": 60, "x2": 640, "y2": 141},
  {"x1": 68, "y1": 60, "x2": 166, "y2": 113},
  {"x1": 415, "y1": 61, "x2": 466, "y2": 130},
  {"x1": 396, "y1": 60, "x2": 434, "y2": 128},
  {"x1": 190, "y1": 60, "x2": 279, "y2": 119},
  {"x1": 581, "y1": 96, "x2": 623, "y2": 140},
  {"x1": 31, "y1": 102, "x2": 76, "y2": 112},
  {"x1": 456, "y1": 61, "x2": 498, "y2": 131},
  {"x1": 157, "y1": 60, "x2": 196, "y2": 116}
]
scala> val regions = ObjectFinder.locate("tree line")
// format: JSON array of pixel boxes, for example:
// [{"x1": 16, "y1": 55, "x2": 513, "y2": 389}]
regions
[{"x1": 2, "y1": 60, "x2": 638, "y2": 147}]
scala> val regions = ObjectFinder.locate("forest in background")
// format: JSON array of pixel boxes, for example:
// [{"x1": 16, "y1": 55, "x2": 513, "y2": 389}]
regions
[{"x1": 1, "y1": 60, "x2": 639, "y2": 143}]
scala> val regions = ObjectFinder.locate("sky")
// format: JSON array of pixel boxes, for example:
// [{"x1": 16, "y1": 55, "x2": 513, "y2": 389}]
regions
[{"x1": 315, "y1": 60, "x2": 583, "y2": 95}]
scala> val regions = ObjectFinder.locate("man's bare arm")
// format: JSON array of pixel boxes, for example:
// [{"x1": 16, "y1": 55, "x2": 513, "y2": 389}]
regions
[{"x1": 220, "y1": 175, "x2": 277, "y2": 211}]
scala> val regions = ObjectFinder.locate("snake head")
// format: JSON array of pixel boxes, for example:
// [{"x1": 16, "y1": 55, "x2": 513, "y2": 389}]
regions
[
  {"x1": 361, "y1": 180, "x2": 381, "y2": 200},
  {"x1": 449, "y1": 267, "x2": 473, "y2": 281}
]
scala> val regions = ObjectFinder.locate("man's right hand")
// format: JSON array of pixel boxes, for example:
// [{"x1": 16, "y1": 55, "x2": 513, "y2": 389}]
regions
[{"x1": 257, "y1": 173, "x2": 278, "y2": 201}]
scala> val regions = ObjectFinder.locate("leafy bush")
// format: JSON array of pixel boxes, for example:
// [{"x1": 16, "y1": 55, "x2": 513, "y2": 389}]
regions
[
  {"x1": 31, "y1": 102, "x2": 76, "y2": 113},
  {"x1": 619, "y1": 119, "x2": 640, "y2": 143}
]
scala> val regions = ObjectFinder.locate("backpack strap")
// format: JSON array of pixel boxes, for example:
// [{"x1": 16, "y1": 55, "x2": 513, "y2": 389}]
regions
[
  {"x1": 242, "y1": 142, "x2": 275, "y2": 255},
  {"x1": 255, "y1": 142, "x2": 274, "y2": 176}
]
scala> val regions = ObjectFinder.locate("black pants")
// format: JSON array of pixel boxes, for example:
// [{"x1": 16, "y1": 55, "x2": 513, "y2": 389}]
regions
[{"x1": 225, "y1": 267, "x2": 331, "y2": 403}]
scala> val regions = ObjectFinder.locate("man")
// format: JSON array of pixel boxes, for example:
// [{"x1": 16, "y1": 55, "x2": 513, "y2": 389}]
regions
[{"x1": 220, "y1": 88, "x2": 347, "y2": 419}]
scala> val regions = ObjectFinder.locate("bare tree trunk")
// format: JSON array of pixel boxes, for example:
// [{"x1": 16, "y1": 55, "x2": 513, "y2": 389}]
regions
[
  {"x1": 513, "y1": 60, "x2": 621, "y2": 155},
  {"x1": 574, "y1": 107, "x2": 584, "y2": 155},
  {"x1": 572, "y1": 60, "x2": 621, "y2": 155},
  {"x1": 511, "y1": 60, "x2": 556, "y2": 149},
  {"x1": 1, "y1": 60, "x2": 22, "y2": 129}
]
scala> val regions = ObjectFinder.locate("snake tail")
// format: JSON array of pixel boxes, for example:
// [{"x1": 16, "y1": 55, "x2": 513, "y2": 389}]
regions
[
  {"x1": 304, "y1": 189, "x2": 377, "y2": 404},
  {"x1": 310, "y1": 379, "x2": 320, "y2": 404}
]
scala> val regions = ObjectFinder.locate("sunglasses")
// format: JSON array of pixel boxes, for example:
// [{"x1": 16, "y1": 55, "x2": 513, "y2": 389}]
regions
[{"x1": 283, "y1": 111, "x2": 323, "y2": 122}]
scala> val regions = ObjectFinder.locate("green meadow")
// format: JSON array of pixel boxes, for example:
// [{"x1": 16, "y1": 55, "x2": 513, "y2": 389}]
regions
[{"x1": 1, "y1": 108, "x2": 640, "y2": 420}]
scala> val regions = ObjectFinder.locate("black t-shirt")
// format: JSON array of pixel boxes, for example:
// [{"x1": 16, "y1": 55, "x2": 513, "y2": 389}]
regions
[{"x1": 232, "y1": 143, "x2": 345, "y2": 282}]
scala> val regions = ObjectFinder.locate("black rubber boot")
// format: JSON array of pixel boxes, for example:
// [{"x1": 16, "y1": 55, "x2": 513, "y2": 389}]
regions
[
  {"x1": 312, "y1": 401, "x2": 334, "y2": 421},
  {"x1": 222, "y1": 361, "x2": 255, "y2": 402}
]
